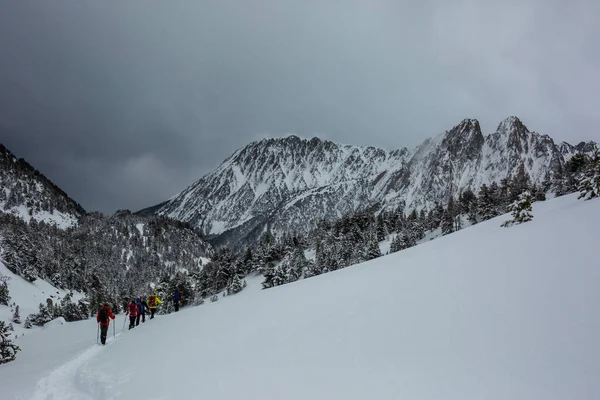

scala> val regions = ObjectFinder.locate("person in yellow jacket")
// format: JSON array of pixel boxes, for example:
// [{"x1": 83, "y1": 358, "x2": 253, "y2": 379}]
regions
[{"x1": 147, "y1": 293, "x2": 162, "y2": 319}]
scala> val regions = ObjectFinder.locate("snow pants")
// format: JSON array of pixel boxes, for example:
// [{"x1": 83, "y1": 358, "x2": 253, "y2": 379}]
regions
[
  {"x1": 174, "y1": 302, "x2": 179, "y2": 312},
  {"x1": 150, "y1": 308, "x2": 156, "y2": 319},
  {"x1": 136, "y1": 312, "x2": 145, "y2": 325},
  {"x1": 129, "y1": 316, "x2": 136, "y2": 329},
  {"x1": 100, "y1": 325, "x2": 109, "y2": 345}
]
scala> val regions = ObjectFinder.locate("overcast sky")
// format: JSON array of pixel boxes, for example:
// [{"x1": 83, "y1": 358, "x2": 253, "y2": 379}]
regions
[{"x1": 1, "y1": 0, "x2": 599, "y2": 213}]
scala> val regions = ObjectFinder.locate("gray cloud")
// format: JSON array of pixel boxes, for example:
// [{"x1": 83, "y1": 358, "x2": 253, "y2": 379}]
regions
[{"x1": 0, "y1": 0, "x2": 598, "y2": 213}]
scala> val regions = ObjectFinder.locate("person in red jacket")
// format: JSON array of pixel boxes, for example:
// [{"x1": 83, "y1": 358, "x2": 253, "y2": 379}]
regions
[
  {"x1": 96, "y1": 304, "x2": 115, "y2": 345},
  {"x1": 125, "y1": 299, "x2": 138, "y2": 330}
]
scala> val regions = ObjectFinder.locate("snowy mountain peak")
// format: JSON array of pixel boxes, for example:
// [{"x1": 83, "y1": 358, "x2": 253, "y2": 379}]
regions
[
  {"x1": 0, "y1": 144, "x2": 84, "y2": 228},
  {"x1": 140, "y1": 117, "x2": 593, "y2": 247},
  {"x1": 497, "y1": 116, "x2": 529, "y2": 138},
  {"x1": 441, "y1": 118, "x2": 484, "y2": 160}
]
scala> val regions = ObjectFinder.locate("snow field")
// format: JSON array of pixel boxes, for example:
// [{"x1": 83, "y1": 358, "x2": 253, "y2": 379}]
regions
[{"x1": 2, "y1": 193, "x2": 600, "y2": 399}]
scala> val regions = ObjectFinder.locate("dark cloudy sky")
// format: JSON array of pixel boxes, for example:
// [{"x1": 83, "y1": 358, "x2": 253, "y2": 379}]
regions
[{"x1": 1, "y1": 1, "x2": 598, "y2": 213}]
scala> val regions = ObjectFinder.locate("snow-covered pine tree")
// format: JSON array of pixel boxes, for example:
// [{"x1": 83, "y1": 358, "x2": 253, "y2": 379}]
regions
[
  {"x1": 58, "y1": 293, "x2": 88, "y2": 322},
  {"x1": 578, "y1": 144, "x2": 600, "y2": 200},
  {"x1": 509, "y1": 164, "x2": 532, "y2": 202},
  {"x1": 24, "y1": 316, "x2": 33, "y2": 329},
  {"x1": 303, "y1": 260, "x2": 322, "y2": 279},
  {"x1": 458, "y1": 189, "x2": 477, "y2": 215},
  {"x1": 242, "y1": 247, "x2": 253, "y2": 271},
  {"x1": 0, "y1": 320, "x2": 20, "y2": 364},
  {"x1": 364, "y1": 228, "x2": 382, "y2": 261},
  {"x1": 389, "y1": 233, "x2": 401, "y2": 253},
  {"x1": 477, "y1": 183, "x2": 499, "y2": 221},
  {"x1": 210, "y1": 294, "x2": 219, "y2": 302},
  {"x1": 27, "y1": 303, "x2": 55, "y2": 326},
  {"x1": 287, "y1": 247, "x2": 307, "y2": 283},
  {"x1": 12, "y1": 305, "x2": 21, "y2": 324},
  {"x1": 0, "y1": 274, "x2": 10, "y2": 306},
  {"x1": 440, "y1": 197, "x2": 456, "y2": 235},
  {"x1": 227, "y1": 274, "x2": 246, "y2": 295},
  {"x1": 501, "y1": 191, "x2": 533, "y2": 227},
  {"x1": 557, "y1": 153, "x2": 588, "y2": 195},
  {"x1": 270, "y1": 264, "x2": 287, "y2": 288},
  {"x1": 376, "y1": 213, "x2": 387, "y2": 241},
  {"x1": 261, "y1": 262, "x2": 276, "y2": 289}
]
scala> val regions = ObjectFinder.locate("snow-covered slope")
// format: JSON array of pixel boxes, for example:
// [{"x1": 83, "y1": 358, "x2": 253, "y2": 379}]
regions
[
  {"x1": 141, "y1": 117, "x2": 594, "y2": 246},
  {"x1": 0, "y1": 144, "x2": 84, "y2": 228},
  {"x1": 0, "y1": 260, "x2": 84, "y2": 338},
  {"x1": 4, "y1": 193, "x2": 599, "y2": 399}
]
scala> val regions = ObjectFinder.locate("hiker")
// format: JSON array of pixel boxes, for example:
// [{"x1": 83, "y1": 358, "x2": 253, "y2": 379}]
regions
[
  {"x1": 147, "y1": 293, "x2": 162, "y2": 319},
  {"x1": 96, "y1": 304, "x2": 115, "y2": 345},
  {"x1": 135, "y1": 297, "x2": 148, "y2": 325},
  {"x1": 126, "y1": 299, "x2": 138, "y2": 330},
  {"x1": 173, "y1": 289, "x2": 181, "y2": 312}
]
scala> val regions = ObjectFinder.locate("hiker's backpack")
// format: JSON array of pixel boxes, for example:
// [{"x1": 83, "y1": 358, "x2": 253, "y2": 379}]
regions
[
  {"x1": 148, "y1": 296, "x2": 156, "y2": 307},
  {"x1": 98, "y1": 308, "x2": 108, "y2": 323},
  {"x1": 128, "y1": 303, "x2": 137, "y2": 315}
]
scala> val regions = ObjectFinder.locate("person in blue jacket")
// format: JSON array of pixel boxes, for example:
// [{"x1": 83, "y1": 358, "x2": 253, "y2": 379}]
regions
[
  {"x1": 173, "y1": 289, "x2": 181, "y2": 312},
  {"x1": 135, "y1": 297, "x2": 149, "y2": 325}
]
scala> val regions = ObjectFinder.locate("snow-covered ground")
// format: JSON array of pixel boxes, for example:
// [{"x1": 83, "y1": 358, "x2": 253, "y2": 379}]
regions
[
  {"x1": 0, "y1": 261, "x2": 85, "y2": 338},
  {"x1": 2, "y1": 193, "x2": 600, "y2": 399}
]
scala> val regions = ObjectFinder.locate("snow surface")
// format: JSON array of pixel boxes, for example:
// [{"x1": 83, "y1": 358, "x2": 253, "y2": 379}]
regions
[
  {"x1": 2, "y1": 193, "x2": 600, "y2": 399},
  {"x1": 0, "y1": 260, "x2": 85, "y2": 339}
]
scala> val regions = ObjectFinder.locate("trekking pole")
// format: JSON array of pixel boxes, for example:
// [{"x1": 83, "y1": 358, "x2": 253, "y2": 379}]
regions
[
  {"x1": 122, "y1": 315, "x2": 127, "y2": 332},
  {"x1": 97, "y1": 323, "x2": 100, "y2": 344},
  {"x1": 113, "y1": 320, "x2": 116, "y2": 339}
]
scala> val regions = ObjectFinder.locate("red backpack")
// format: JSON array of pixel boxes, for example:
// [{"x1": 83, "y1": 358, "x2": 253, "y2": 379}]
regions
[
  {"x1": 148, "y1": 295, "x2": 156, "y2": 307},
  {"x1": 128, "y1": 303, "x2": 138, "y2": 316}
]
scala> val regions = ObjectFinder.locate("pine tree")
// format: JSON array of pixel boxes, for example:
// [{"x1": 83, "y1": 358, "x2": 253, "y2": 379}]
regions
[
  {"x1": 558, "y1": 153, "x2": 588, "y2": 195},
  {"x1": 0, "y1": 275, "x2": 10, "y2": 306},
  {"x1": 509, "y1": 164, "x2": 531, "y2": 202},
  {"x1": 477, "y1": 183, "x2": 500, "y2": 221},
  {"x1": 440, "y1": 197, "x2": 456, "y2": 235},
  {"x1": 270, "y1": 264, "x2": 287, "y2": 288},
  {"x1": 376, "y1": 213, "x2": 387, "y2": 241},
  {"x1": 287, "y1": 248, "x2": 307, "y2": 282},
  {"x1": 578, "y1": 144, "x2": 600, "y2": 200},
  {"x1": 364, "y1": 229, "x2": 382, "y2": 261},
  {"x1": 12, "y1": 305, "x2": 21, "y2": 324},
  {"x1": 261, "y1": 262, "x2": 276, "y2": 289},
  {"x1": 227, "y1": 274, "x2": 246, "y2": 295},
  {"x1": 0, "y1": 320, "x2": 20, "y2": 364},
  {"x1": 303, "y1": 260, "x2": 322, "y2": 279},
  {"x1": 502, "y1": 191, "x2": 534, "y2": 227}
]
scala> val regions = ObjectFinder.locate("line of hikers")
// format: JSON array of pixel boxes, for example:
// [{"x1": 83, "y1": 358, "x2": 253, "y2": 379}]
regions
[{"x1": 95, "y1": 290, "x2": 182, "y2": 345}]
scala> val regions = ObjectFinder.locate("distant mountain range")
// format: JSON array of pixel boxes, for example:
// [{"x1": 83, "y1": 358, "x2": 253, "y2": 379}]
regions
[{"x1": 138, "y1": 116, "x2": 595, "y2": 247}]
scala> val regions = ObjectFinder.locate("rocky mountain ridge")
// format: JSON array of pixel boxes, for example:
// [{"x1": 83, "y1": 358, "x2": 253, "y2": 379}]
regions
[{"x1": 141, "y1": 116, "x2": 594, "y2": 247}]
